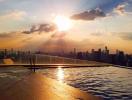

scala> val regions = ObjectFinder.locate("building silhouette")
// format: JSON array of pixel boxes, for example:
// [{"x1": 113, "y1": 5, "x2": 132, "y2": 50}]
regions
[{"x1": 0, "y1": 47, "x2": 132, "y2": 67}]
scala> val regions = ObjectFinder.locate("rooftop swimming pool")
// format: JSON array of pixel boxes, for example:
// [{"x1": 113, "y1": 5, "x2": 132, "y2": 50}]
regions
[{"x1": 0, "y1": 66, "x2": 132, "y2": 100}]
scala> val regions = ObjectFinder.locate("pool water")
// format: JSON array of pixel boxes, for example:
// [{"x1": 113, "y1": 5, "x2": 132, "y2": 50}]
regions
[
  {"x1": 0, "y1": 66, "x2": 132, "y2": 100},
  {"x1": 38, "y1": 66, "x2": 132, "y2": 100}
]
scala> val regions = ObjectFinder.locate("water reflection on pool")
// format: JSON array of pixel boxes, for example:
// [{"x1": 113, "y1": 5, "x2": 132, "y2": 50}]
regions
[
  {"x1": 57, "y1": 67, "x2": 64, "y2": 83},
  {"x1": 38, "y1": 66, "x2": 132, "y2": 100}
]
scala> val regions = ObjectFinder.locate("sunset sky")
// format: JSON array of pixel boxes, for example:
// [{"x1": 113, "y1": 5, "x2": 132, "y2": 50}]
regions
[{"x1": 0, "y1": 0, "x2": 132, "y2": 53}]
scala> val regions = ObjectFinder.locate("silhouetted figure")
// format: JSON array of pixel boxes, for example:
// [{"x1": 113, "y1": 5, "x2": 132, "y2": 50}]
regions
[
  {"x1": 32, "y1": 55, "x2": 36, "y2": 72},
  {"x1": 29, "y1": 57, "x2": 32, "y2": 65},
  {"x1": 29, "y1": 55, "x2": 36, "y2": 72}
]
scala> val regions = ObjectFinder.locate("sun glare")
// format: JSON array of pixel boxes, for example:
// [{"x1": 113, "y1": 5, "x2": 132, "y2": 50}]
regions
[
  {"x1": 54, "y1": 15, "x2": 72, "y2": 31},
  {"x1": 57, "y1": 67, "x2": 64, "y2": 83}
]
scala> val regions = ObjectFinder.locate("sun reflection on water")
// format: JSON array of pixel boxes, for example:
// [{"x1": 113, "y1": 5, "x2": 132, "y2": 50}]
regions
[{"x1": 57, "y1": 66, "x2": 64, "y2": 83}]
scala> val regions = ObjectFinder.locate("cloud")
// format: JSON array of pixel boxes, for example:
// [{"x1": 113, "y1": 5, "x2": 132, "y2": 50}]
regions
[
  {"x1": 113, "y1": 4, "x2": 126, "y2": 15},
  {"x1": 0, "y1": 33, "x2": 12, "y2": 38},
  {"x1": 0, "y1": 10, "x2": 27, "y2": 21},
  {"x1": 37, "y1": 24, "x2": 56, "y2": 33},
  {"x1": 23, "y1": 23, "x2": 56, "y2": 34},
  {"x1": 71, "y1": 8, "x2": 106, "y2": 21},
  {"x1": 110, "y1": 1, "x2": 132, "y2": 16},
  {"x1": 114, "y1": 32, "x2": 132, "y2": 40},
  {"x1": 0, "y1": 32, "x2": 17, "y2": 38}
]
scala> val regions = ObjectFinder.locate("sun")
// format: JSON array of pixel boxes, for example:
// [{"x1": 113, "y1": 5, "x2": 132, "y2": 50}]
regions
[{"x1": 54, "y1": 15, "x2": 72, "y2": 31}]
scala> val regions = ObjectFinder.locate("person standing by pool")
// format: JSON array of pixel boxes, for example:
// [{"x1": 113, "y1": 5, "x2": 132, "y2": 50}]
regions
[
  {"x1": 32, "y1": 54, "x2": 36, "y2": 72},
  {"x1": 29, "y1": 54, "x2": 36, "y2": 72}
]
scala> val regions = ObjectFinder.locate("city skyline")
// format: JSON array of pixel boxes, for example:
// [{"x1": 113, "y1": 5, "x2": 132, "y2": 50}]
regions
[
  {"x1": 0, "y1": 46, "x2": 132, "y2": 67},
  {"x1": 0, "y1": 0, "x2": 132, "y2": 53}
]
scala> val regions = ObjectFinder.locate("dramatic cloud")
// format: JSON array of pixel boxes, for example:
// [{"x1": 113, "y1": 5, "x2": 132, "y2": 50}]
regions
[
  {"x1": 37, "y1": 24, "x2": 56, "y2": 33},
  {"x1": 23, "y1": 24, "x2": 56, "y2": 34},
  {"x1": 71, "y1": 8, "x2": 106, "y2": 21}
]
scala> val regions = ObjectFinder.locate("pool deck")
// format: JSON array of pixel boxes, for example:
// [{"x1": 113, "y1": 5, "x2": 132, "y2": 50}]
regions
[
  {"x1": 0, "y1": 63, "x2": 112, "y2": 68},
  {"x1": 0, "y1": 73, "x2": 101, "y2": 100},
  {"x1": 0, "y1": 58, "x2": 112, "y2": 68}
]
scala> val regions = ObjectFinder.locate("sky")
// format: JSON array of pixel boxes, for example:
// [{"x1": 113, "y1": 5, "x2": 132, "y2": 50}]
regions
[{"x1": 0, "y1": 0, "x2": 132, "y2": 53}]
